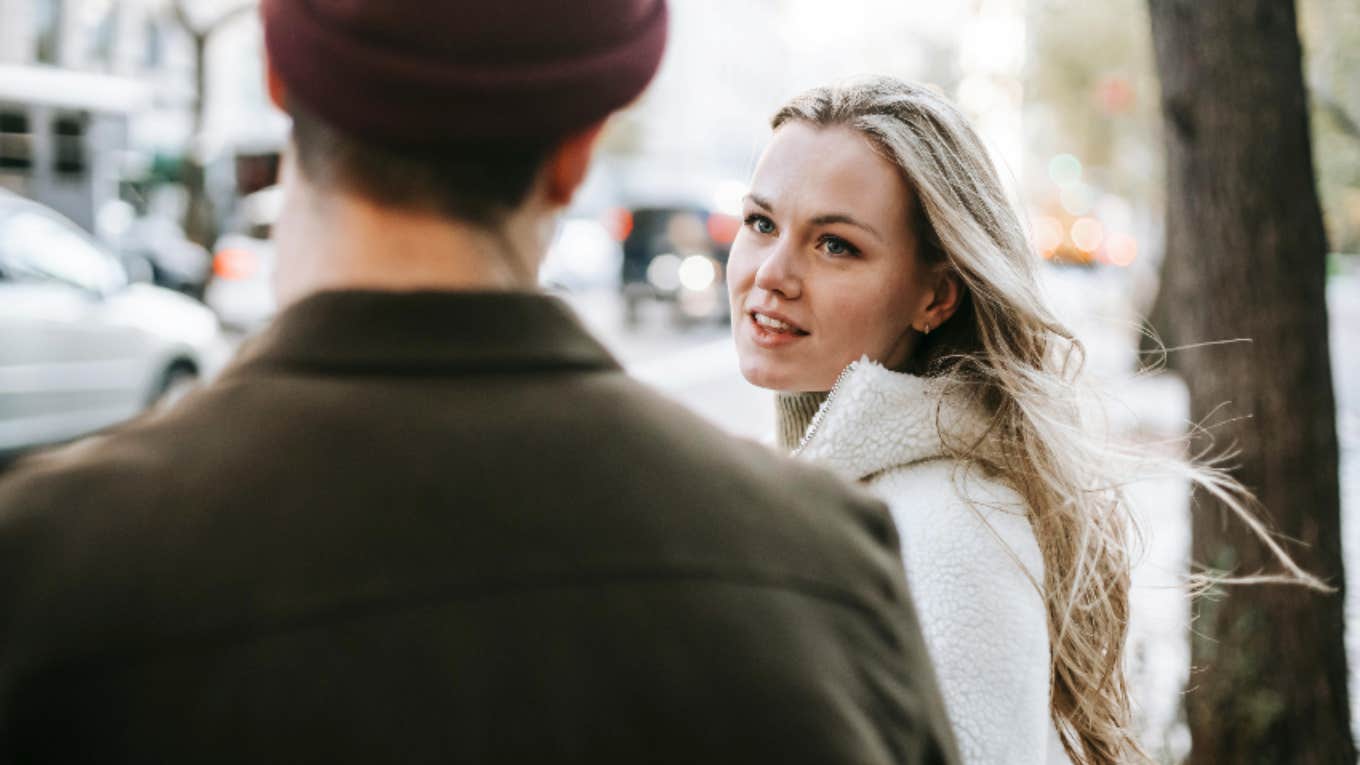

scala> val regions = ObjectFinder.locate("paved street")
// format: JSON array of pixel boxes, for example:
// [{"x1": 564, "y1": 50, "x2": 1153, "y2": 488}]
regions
[
  {"x1": 559, "y1": 289, "x2": 776, "y2": 440},
  {"x1": 1332, "y1": 273, "x2": 1360, "y2": 744}
]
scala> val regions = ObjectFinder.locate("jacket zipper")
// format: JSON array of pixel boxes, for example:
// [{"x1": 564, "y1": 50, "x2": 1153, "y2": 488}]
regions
[{"x1": 793, "y1": 358, "x2": 859, "y2": 456}]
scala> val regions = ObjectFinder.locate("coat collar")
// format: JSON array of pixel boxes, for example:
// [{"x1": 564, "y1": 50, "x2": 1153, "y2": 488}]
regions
[
  {"x1": 227, "y1": 289, "x2": 620, "y2": 377},
  {"x1": 793, "y1": 358, "x2": 993, "y2": 482}
]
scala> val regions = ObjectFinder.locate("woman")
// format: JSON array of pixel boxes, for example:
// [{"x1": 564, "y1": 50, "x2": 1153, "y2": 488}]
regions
[{"x1": 726, "y1": 77, "x2": 1317, "y2": 764}]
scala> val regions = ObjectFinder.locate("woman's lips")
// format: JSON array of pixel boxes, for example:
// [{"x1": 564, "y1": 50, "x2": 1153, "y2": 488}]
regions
[{"x1": 747, "y1": 311, "x2": 810, "y2": 348}]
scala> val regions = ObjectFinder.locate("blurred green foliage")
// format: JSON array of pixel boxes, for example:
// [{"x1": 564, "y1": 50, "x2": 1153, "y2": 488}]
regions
[
  {"x1": 1026, "y1": 0, "x2": 1360, "y2": 255},
  {"x1": 1301, "y1": 0, "x2": 1360, "y2": 254}
]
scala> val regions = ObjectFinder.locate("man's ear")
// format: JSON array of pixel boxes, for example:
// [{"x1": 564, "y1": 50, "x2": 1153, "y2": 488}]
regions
[
  {"x1": 266, "y1": 55, "x2": 287, "y2": 111},
  {"x1": 545, "y1": 122, "x2": 607, "y2": 207}
]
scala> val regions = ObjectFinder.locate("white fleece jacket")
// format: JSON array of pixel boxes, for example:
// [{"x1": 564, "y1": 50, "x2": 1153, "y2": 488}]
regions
[{"x1": 790, "y1": 359, "x2": 1071, "y2": 765}]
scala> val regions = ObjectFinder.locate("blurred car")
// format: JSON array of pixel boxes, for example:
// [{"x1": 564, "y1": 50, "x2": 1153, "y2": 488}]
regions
[
  {"x1": 619, "y1": 206, "x2": 740, "y2": 327},
  {"x1": 0, "y1": 191, "x2": 222, "y2": 455},
  {"x1": 96, "y1": 199, "x2": 213, "y2": 298},
  {"x1": 118, "y1": 215, "x2": 214, "y2": 298},
  {"x1": 539, "y1": 216, "x2": 623, "y2": 292},
  {"x1": 203, "y1": 185, "x2": 281, "y2": 330}
]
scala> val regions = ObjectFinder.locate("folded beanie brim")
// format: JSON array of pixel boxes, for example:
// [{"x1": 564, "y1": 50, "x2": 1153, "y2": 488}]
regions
[{"x1": 263, "y1": 0, "x2": 669, "y2": 145}]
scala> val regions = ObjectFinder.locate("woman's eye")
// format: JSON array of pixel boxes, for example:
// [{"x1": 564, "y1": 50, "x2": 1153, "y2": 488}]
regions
[
  {"x1": 745, "y1": 214, "x2": 776, "y2": 235},
  {"x1": 820, "y1": 235, "x2": 860, "y2": 257}
]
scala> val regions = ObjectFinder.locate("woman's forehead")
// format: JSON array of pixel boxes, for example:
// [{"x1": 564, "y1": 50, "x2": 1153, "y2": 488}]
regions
[{"x1": 752, "y1": 122, "x2": 913, "y2": 226}]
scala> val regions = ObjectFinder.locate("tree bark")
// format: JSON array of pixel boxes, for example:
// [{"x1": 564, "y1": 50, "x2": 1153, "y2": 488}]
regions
[
  {"x1": 182, "y1": 30, "x2": 215, "y2": 248},
  {"x1": 1146, "y1": 1, "x2": 1352, "y2": 762},
  {"x1": 170, "y1": 1, "x2": 256, "y2": 248}
]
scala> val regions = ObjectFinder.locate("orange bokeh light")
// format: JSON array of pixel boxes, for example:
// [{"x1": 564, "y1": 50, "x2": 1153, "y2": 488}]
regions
[
  {"x1": 212, "y1": 248, "x2": 258, "y2": 281},
  {"x1": 1070, "y1": 217, "x2": 1105, "y2": 252},
  {"x1": 1106, "y1": 233, "x2": 1139, "y2": 267},
  {"x1": 1033, "y1": 216, "x2": 1064, "y2": 256},
  {"x1": 707, "y1": 213, "x2": 742, "y2": 246},
  {"x1": 605, "y1": 208, "x2": 634, "y2": 242}
]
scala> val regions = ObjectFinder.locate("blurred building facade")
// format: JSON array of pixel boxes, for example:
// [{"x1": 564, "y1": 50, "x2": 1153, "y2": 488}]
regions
[
  {"x1": 0, "y1": 0, "x2": 162, "y2": 229},
  {"x1": 0, "y1": 0, "x2": 279, "y2": 233}
]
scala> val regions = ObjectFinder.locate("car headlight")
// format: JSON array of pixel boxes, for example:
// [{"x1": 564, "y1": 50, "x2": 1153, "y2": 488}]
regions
[
  {"x1": 646, "y1": 253, "x2": 682, "y2": 291},
  {"x1": 678, "y1": 254, "x2": 717, "y2": 292}
]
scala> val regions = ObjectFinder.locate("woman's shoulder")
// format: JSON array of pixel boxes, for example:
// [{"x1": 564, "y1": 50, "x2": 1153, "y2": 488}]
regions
[
  {"x1": 870, "y1": 459, "x2": 1054, "y2": 763},
  {"x1": 868, "y1": 458, "x2": 1045, "y2": 596}
]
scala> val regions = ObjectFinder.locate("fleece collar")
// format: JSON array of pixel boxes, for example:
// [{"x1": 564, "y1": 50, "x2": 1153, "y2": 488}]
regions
[{"x1": 792, "y1": 358, "x2": 993, "y2": 482}]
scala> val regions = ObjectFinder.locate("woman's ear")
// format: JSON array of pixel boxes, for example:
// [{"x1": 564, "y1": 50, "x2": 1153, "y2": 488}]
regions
[{"x1": 922, "y1": 266, "x2": 962, "y2": 329}]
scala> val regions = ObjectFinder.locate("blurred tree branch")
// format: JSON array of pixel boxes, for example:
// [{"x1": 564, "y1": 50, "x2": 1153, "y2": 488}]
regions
[{"x1": 170, "y1": 1, "x2": 255, "y2": 42}]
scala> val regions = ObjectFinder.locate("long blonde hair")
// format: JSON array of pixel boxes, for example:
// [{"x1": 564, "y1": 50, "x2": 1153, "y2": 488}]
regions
[{"x1": 772, "y1": 76, "x2": 1323, "y2": 764}]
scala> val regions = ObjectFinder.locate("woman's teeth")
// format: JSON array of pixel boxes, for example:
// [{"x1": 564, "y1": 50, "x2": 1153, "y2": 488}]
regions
[{"x1": 754, "y1": 313, "x2": 802, "y2": 333}]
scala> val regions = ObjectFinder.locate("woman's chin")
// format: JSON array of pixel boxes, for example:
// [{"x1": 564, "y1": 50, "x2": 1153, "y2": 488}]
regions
[
  {"x1": 736, "y1": 356, "x2": 775, "y2": 391},
  {"x1": 738, "y1": 356, "x2": 804, "y2": 392}
]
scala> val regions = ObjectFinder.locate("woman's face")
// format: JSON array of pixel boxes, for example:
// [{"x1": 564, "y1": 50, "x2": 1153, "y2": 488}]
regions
[{"x1": 728, "y1": 122, "x2": 942, "y2": 392}]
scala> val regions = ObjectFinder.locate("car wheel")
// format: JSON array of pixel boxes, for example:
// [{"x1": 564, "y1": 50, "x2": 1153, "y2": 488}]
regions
[
  {"x1": 623, "y1": 293, "x2": 642, "y2": 329},
  {"x1": 154, "y1": 366, "x2": 199, "y2": 410}
]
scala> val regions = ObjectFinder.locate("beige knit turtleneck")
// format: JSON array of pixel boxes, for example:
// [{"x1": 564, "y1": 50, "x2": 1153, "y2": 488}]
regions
[{"x1": 774, "y1": 391, "x2": 828, "y2": 452}]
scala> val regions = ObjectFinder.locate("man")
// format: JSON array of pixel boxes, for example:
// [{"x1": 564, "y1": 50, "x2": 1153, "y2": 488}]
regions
[{"x1": 0, "y1": 1, "x2": 959, "y2": 762}]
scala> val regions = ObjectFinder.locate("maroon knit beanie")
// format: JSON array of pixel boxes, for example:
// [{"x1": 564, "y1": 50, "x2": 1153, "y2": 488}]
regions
[{"x1": 262, "y1": 0, "x2": 668, "y2": 145}]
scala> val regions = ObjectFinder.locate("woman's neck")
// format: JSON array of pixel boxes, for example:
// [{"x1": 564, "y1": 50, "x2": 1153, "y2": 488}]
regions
[{"x1": 774, "y1": 390, "x2": 829, "y2": 452}]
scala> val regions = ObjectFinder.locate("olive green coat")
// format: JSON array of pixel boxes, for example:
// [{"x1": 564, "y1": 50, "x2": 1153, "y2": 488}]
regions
[{"x1": 0, "y1": 290, "x2": 958, "y2": 764}]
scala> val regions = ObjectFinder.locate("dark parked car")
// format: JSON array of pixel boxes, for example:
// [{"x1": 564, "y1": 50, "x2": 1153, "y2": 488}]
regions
[{"x1": 620, "y1": 206, "x2": 740, "y2": 327}]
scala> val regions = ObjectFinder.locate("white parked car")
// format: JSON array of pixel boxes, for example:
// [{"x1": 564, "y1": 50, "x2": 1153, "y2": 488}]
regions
[{"x1": 0, "y1": 191, "x2": 224, "y2": 455}]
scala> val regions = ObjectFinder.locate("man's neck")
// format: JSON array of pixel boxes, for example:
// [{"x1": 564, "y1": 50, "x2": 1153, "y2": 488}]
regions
[{"x1": 272, "y1": 180, "x2": 546, "y2": 309}]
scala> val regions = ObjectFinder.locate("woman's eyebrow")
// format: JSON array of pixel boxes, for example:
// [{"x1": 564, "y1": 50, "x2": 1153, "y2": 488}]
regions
[
  {"x1": 744, "y1": 194, "x2": 885, "y2": 244},
  {"x1": 810, "y1": 213, "x2": 884, "y2": 243},
  {"x1": 745, "y1": 193, "x2": 774, "y2": 211}
]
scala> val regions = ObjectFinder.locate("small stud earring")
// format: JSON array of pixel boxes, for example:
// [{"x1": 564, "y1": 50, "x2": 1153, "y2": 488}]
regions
[{"x1": 922, "y1": 322, "x2": 931, "y2": 336}]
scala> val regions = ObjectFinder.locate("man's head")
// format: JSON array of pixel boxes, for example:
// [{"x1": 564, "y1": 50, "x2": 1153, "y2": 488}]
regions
[
  {"x1": 281, "y1": 102, "x2": 563, "y2": 228},
  {"x1": 260, "y1": 0, "x2": 668, "y2": 293}
]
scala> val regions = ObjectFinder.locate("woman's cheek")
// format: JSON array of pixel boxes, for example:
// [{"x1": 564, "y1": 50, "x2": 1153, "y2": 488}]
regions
[
  {"x1": 815, "y1": 294, "x2": 865, "y2": 347},
  {"x1": 725, "y1": 246, "x2": 758, "y2": 295}
]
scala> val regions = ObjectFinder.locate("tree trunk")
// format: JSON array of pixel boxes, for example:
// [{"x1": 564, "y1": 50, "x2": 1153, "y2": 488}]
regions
[
  {"x1": 1146, "y1": 1, "x2": 1352, "y2": 762},
  {"x1": 182, "y1": 32, "x2": 216, "y2": 249},
  {"x1": 169, "y1": 0, "x2": 256, "y2": 250}
]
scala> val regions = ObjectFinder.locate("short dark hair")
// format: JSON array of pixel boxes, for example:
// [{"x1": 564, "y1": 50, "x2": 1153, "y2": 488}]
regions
[{"x1": 288, "y1": 103, "x2": 558, "y2": 226}]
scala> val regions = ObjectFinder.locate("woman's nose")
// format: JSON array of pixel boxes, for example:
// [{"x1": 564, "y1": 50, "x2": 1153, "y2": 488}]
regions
[{"x1": 753, "y1": 240, "x2": 802, "y2": 300}]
